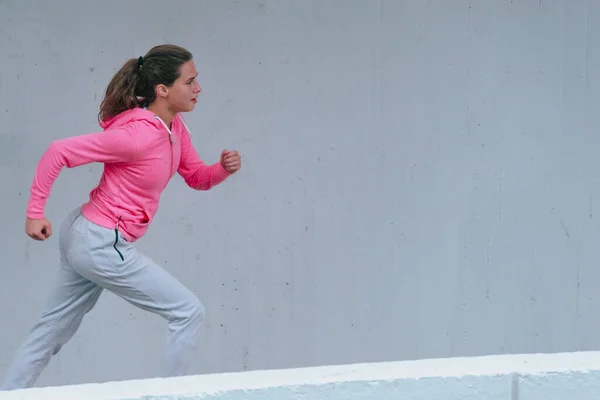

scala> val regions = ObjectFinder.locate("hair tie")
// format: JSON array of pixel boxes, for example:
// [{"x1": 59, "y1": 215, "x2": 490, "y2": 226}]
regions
[{"x1": 137, "y1": 56, "x2": 144, "y2": 71}]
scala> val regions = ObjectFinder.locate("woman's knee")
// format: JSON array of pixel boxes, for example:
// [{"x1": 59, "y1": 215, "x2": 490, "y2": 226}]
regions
[{"x1": 188, "y1": 297, "x2": 205, "y2": 324}]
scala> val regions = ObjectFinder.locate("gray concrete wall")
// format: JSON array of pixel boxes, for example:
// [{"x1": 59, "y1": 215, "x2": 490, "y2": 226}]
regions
[{"x1": 1, "y1": 0, "x2": 599, "y2": 389}]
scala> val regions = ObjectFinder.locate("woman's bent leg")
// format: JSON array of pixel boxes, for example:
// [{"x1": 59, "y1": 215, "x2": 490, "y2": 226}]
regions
[
  {"x1": 102, "y1": 252, "x2": 205, "y2": 377},
  {"x1": 67, "y1": 217, "x2": 205, "y2": 378}
]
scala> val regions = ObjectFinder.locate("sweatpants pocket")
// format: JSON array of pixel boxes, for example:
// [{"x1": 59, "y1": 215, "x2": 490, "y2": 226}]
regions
[{"x1": 113, "y1": 228, "x2": 125, "y2": 261}]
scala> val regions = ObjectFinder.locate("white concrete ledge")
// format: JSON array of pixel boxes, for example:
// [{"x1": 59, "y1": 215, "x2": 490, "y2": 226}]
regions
[{"x1": 3, "y1": 351, "x2": 600, "y2": 399}]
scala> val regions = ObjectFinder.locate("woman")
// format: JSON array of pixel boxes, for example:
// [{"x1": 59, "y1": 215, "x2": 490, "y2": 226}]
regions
[{"x1": 1, "y1": 44, "x2": 241, "y2": 390}]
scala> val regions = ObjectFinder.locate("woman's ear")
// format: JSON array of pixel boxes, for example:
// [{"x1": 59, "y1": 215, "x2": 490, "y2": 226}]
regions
[{"x1": 155, "y1": 84, "x2": 169, "y2": 99}]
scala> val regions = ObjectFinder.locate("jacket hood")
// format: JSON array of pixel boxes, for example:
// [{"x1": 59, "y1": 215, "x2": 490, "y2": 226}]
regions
[{"x1": 99, "y1": 107, "x2": 163, "y2": 130}]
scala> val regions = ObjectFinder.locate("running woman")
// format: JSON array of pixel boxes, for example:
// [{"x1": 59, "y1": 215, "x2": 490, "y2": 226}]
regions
[{"x1": 1, "y1": 44, "x2": 241, "y2": 390}]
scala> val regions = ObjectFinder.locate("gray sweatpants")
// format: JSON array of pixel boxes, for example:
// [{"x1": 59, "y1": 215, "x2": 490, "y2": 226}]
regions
[{"x1": 1, "y1": 208, "x2": 205, "y2": 390}]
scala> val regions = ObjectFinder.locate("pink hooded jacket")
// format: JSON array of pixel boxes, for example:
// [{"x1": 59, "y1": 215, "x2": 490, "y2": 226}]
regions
[{"x1": 26, "y1": 108, "x2": 231, "y2": 242}]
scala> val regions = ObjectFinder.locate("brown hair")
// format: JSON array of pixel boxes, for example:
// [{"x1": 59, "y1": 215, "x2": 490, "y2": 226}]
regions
[{"x1": 98, "y1": 44, "x2": 193, "y2": 122}]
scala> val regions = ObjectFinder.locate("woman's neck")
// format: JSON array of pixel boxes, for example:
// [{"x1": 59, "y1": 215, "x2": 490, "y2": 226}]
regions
[{"x1": 147, "y1": 103, "x2": 175, "y2": 129}]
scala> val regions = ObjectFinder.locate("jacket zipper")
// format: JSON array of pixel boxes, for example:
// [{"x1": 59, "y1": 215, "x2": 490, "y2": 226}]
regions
[
  {"x1": 154, "y1": 115, "x2": 175, "y2": 175},
  {"x1": 112, "y1": 114, "x2": 175, "y2": 261}
]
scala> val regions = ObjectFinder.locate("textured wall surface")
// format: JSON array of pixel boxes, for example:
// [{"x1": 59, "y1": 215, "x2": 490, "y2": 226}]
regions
[
  {"x1": 4, "y1": 351, "x2": 600, "y2": 400},
  {"x1": 1, "y1": 0, "x2": 600, "y2": 389}
]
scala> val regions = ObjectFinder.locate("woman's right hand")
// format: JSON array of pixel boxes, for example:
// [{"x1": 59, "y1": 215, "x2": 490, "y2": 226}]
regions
[{"x1": 25, "y1": 217, "x2": 52, "y2": 241}]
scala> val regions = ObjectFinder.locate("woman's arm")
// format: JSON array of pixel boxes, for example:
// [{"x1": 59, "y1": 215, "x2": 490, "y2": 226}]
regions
[
  {"x1": 26, "y1": 126, "x2": 138, "y2": 219},
  {"x1": 177, "y1": 126, "x2": 232, "y2": 191}
]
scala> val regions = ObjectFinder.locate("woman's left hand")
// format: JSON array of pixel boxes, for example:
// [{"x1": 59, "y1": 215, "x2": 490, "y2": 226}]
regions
[{"x1": 221, "y1": 149, "x2": 241, "y2": 173}]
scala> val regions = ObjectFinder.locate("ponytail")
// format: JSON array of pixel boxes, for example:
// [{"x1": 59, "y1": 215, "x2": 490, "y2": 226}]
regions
[
  {"x1": 98, "y1": 44, "x2": 193, "y2": 123},
  {"x1": 98, "y1": 57, "x2": 144, "y2": 122}
]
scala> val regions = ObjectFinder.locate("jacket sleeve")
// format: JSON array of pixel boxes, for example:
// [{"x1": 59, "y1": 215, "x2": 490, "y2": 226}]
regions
[
  {"x1": 26, "y1": 127, "x2": 138, "y2": 219},
  {"x1": 177, "y1": 124, "x2": 231, "y2": 191}
]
